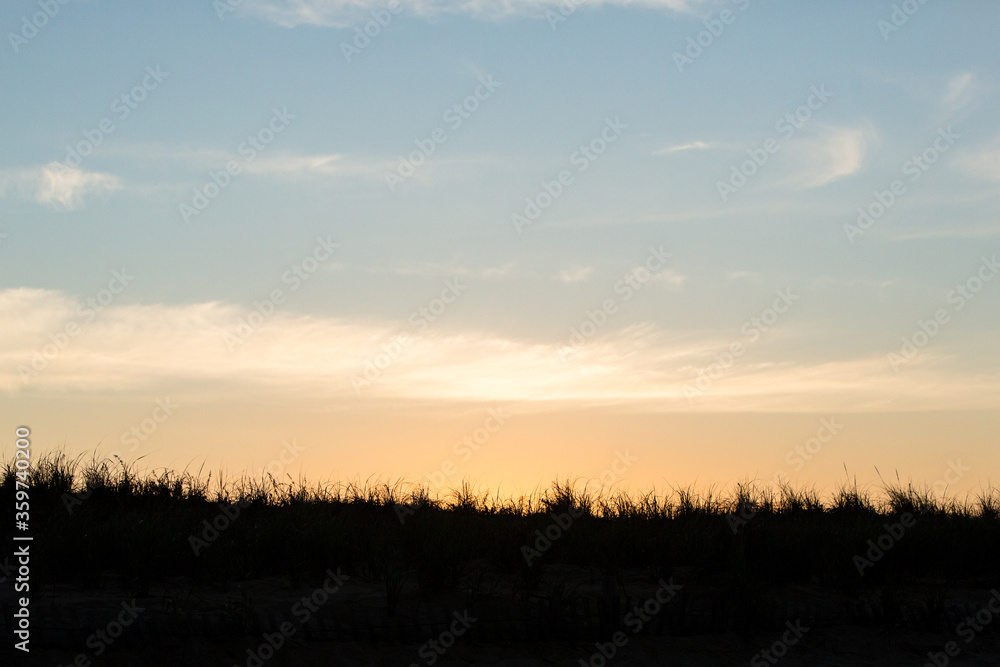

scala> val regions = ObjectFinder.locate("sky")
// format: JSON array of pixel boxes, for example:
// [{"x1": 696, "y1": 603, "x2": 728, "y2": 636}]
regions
[{"x1": 2, "y1": 0, "x2": 999, "y2": 498}]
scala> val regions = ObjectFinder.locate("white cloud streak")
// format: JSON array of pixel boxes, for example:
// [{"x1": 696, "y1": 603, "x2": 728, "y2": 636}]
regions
[
  {"x1": 0, "y1": 163, "x2": 122, "y2": 211},
  {"x1": 653, "y1": 140, "x2": 715, "y2": 155},
  {"x1": 787, "y1": 125, "x2": 869, "y2": 189},
  {"x1": 954, "y1": 138, "x2": 1000, "y2": 183},
  {"x1": 106, "y1": 144, "x2": 391, "y2": 179},
  {"x1": 240, "y1": 0, "x2": 702, "y2": 27},
  {"x1": 556, "y1": 266, "x2": 594, "y2": 283},
  {"x1": 943, "y1": 72, "x2": 975, "y2": 111},
  {"x1": 4, "y1": 289, "x2": 997, "y2": 413}
]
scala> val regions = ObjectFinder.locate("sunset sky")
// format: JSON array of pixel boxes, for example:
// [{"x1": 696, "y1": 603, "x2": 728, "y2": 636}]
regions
[{"x1": 2, "y1": 0, "x2": 999, "y2": 497}]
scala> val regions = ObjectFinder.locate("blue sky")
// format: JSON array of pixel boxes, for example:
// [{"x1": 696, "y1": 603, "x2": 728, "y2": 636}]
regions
[{"x1": 2, "y1": 0, "x2": 999, "y2": 493}]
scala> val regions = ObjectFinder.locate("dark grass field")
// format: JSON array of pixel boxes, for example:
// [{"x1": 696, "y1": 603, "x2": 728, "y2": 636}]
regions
[{"x1": 3, "y1": 451, "x2": 1000, "y2": 665}]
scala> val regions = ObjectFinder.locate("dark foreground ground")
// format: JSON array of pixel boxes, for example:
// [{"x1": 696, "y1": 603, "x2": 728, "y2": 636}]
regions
[
  {"x1": 12, "y1": 631, "x2": 1000, "y2": 667},
  {"x1": 3, "y1": 453, "x2": 1000, "y2": 665},
  {"x1": 4, "y1": 571, "x2": 1000, "y2": 666}
]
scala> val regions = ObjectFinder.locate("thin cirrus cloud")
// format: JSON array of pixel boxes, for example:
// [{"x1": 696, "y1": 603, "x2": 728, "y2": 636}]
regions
[
  {"x1": 4, "y1": 287, "x2": 997, "y2": 413},
  {"x1": 358, "y1": 260, "x2": 518, "y2": 279},
  {"x1": 556, "y1": 266, "x2": 595, "y2": 283},
  {"x1": 652, "y1": 141, "x2": 717, "y2": 156},
  {"x1": 943, "y1": 72, "x2": 975, "y2": 112},
  {"x1": 785, "y1": 125, "x2": 870, "y2": 189},
  {"x1": 241, "y1": 152, "x2": 390, "y2": 177},
  {"x1": 0, "y1": 163, "x2": 121, "y2": 211},
  {"x1": 954, "y1": 138, "x2": 1000, "y2": 183},
  {"x1": 106, "y1": 143, "x2": 390, "y2": 179},
  {"x1": 239, "y1": 0, "x2": 702, "y2": 27},
  {"x1": 650, "y1": 268, "x2": 687, "y2": 289}
]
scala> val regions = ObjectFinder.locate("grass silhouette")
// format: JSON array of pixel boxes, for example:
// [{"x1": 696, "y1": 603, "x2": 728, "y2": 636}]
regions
[
  {"x1": 6, "y1": 450, "x2": 1000, "y2": 665},
  {"x1": 4, "y1": 450, "x2": 998, "y2": 605}
]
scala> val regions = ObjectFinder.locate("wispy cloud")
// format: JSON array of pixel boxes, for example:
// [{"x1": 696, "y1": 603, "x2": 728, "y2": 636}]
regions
[
  {"x1": 556, "y1": 266, "x2": 594, "y2": 283},
  {"x1": 106, "y1": 143, "x2": 390, "y2": 179},
  {"x1": 0, "y1": 163, "x2": 122, "y2": 211},
  {"x1": 788, "y1": 125, "x2": 870, "y2": 189},
  {"x1": 5, "y1": 289, "x2": 995, "y2": 412},
  {"x1": 943, "y1": 72, "x2": 975, "y2": 111},
  {"x1": 954, "y1": 137, "x2": 1000, "y2": 183},
  {"x1": 240, "y1": 0, "x2": 704, "y2": 28},
  {"x1": 365, "y1": 261, "x2": 518, "y2": 279},
  {"x1": 243, "y1": 152, "x2": 388, "y2": 176},
  {"x1": 650, "y1": 268, "x2": 687, "y2": 289},
  {"x1": 727, "y1": 270, "x2": 764, "y2": 282},
  {"x1": 653, "y1": 140, "x2": 716, "y2": 156}
]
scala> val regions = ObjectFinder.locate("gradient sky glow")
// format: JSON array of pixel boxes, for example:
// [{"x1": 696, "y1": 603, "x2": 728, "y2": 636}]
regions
[{"x1": 2, "y1": 0, "x2": 999, "y2": 496}]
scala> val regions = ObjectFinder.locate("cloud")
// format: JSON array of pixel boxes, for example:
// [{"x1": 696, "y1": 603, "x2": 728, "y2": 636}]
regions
[
  {"x1": 108, "y1": 143, "x2": 390, "y2": 179},
  {"x1": 650, "y1": 268, "x2": 686, "y2": 289},
  {"x1": 0, "y1": 163, "x2": 122, "y2": 211},
  {"x1": 239, "y1": 0, "x2": 703, "y2": 27},
  {"x1": 943, "y1": 72, "x2": 975, "y2": 111},
  {"x1": 365, "y1": 261, "x2": 518, "y2": 279},
  {"x1": 5, "y1": 289, "x2": 997, "y2": 413},
  {"x1": 788, "y1": 125, "x2": 869, "y2": 189},
  {"x1": 653, "y1": 141, "x2": 715, "y2": 155},
  {"x1": 242, "y1": 152, "x2": 388, "y2": 177},
  {"x1": 727, "y1": 270, "x2": 763, "y2": 282},
  {"x1": 954, "y1": 138, "x2": 1000, "y2": 183},
  {"x1": 556, "y1": 266, "x2": 594, "y2": 283}
]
